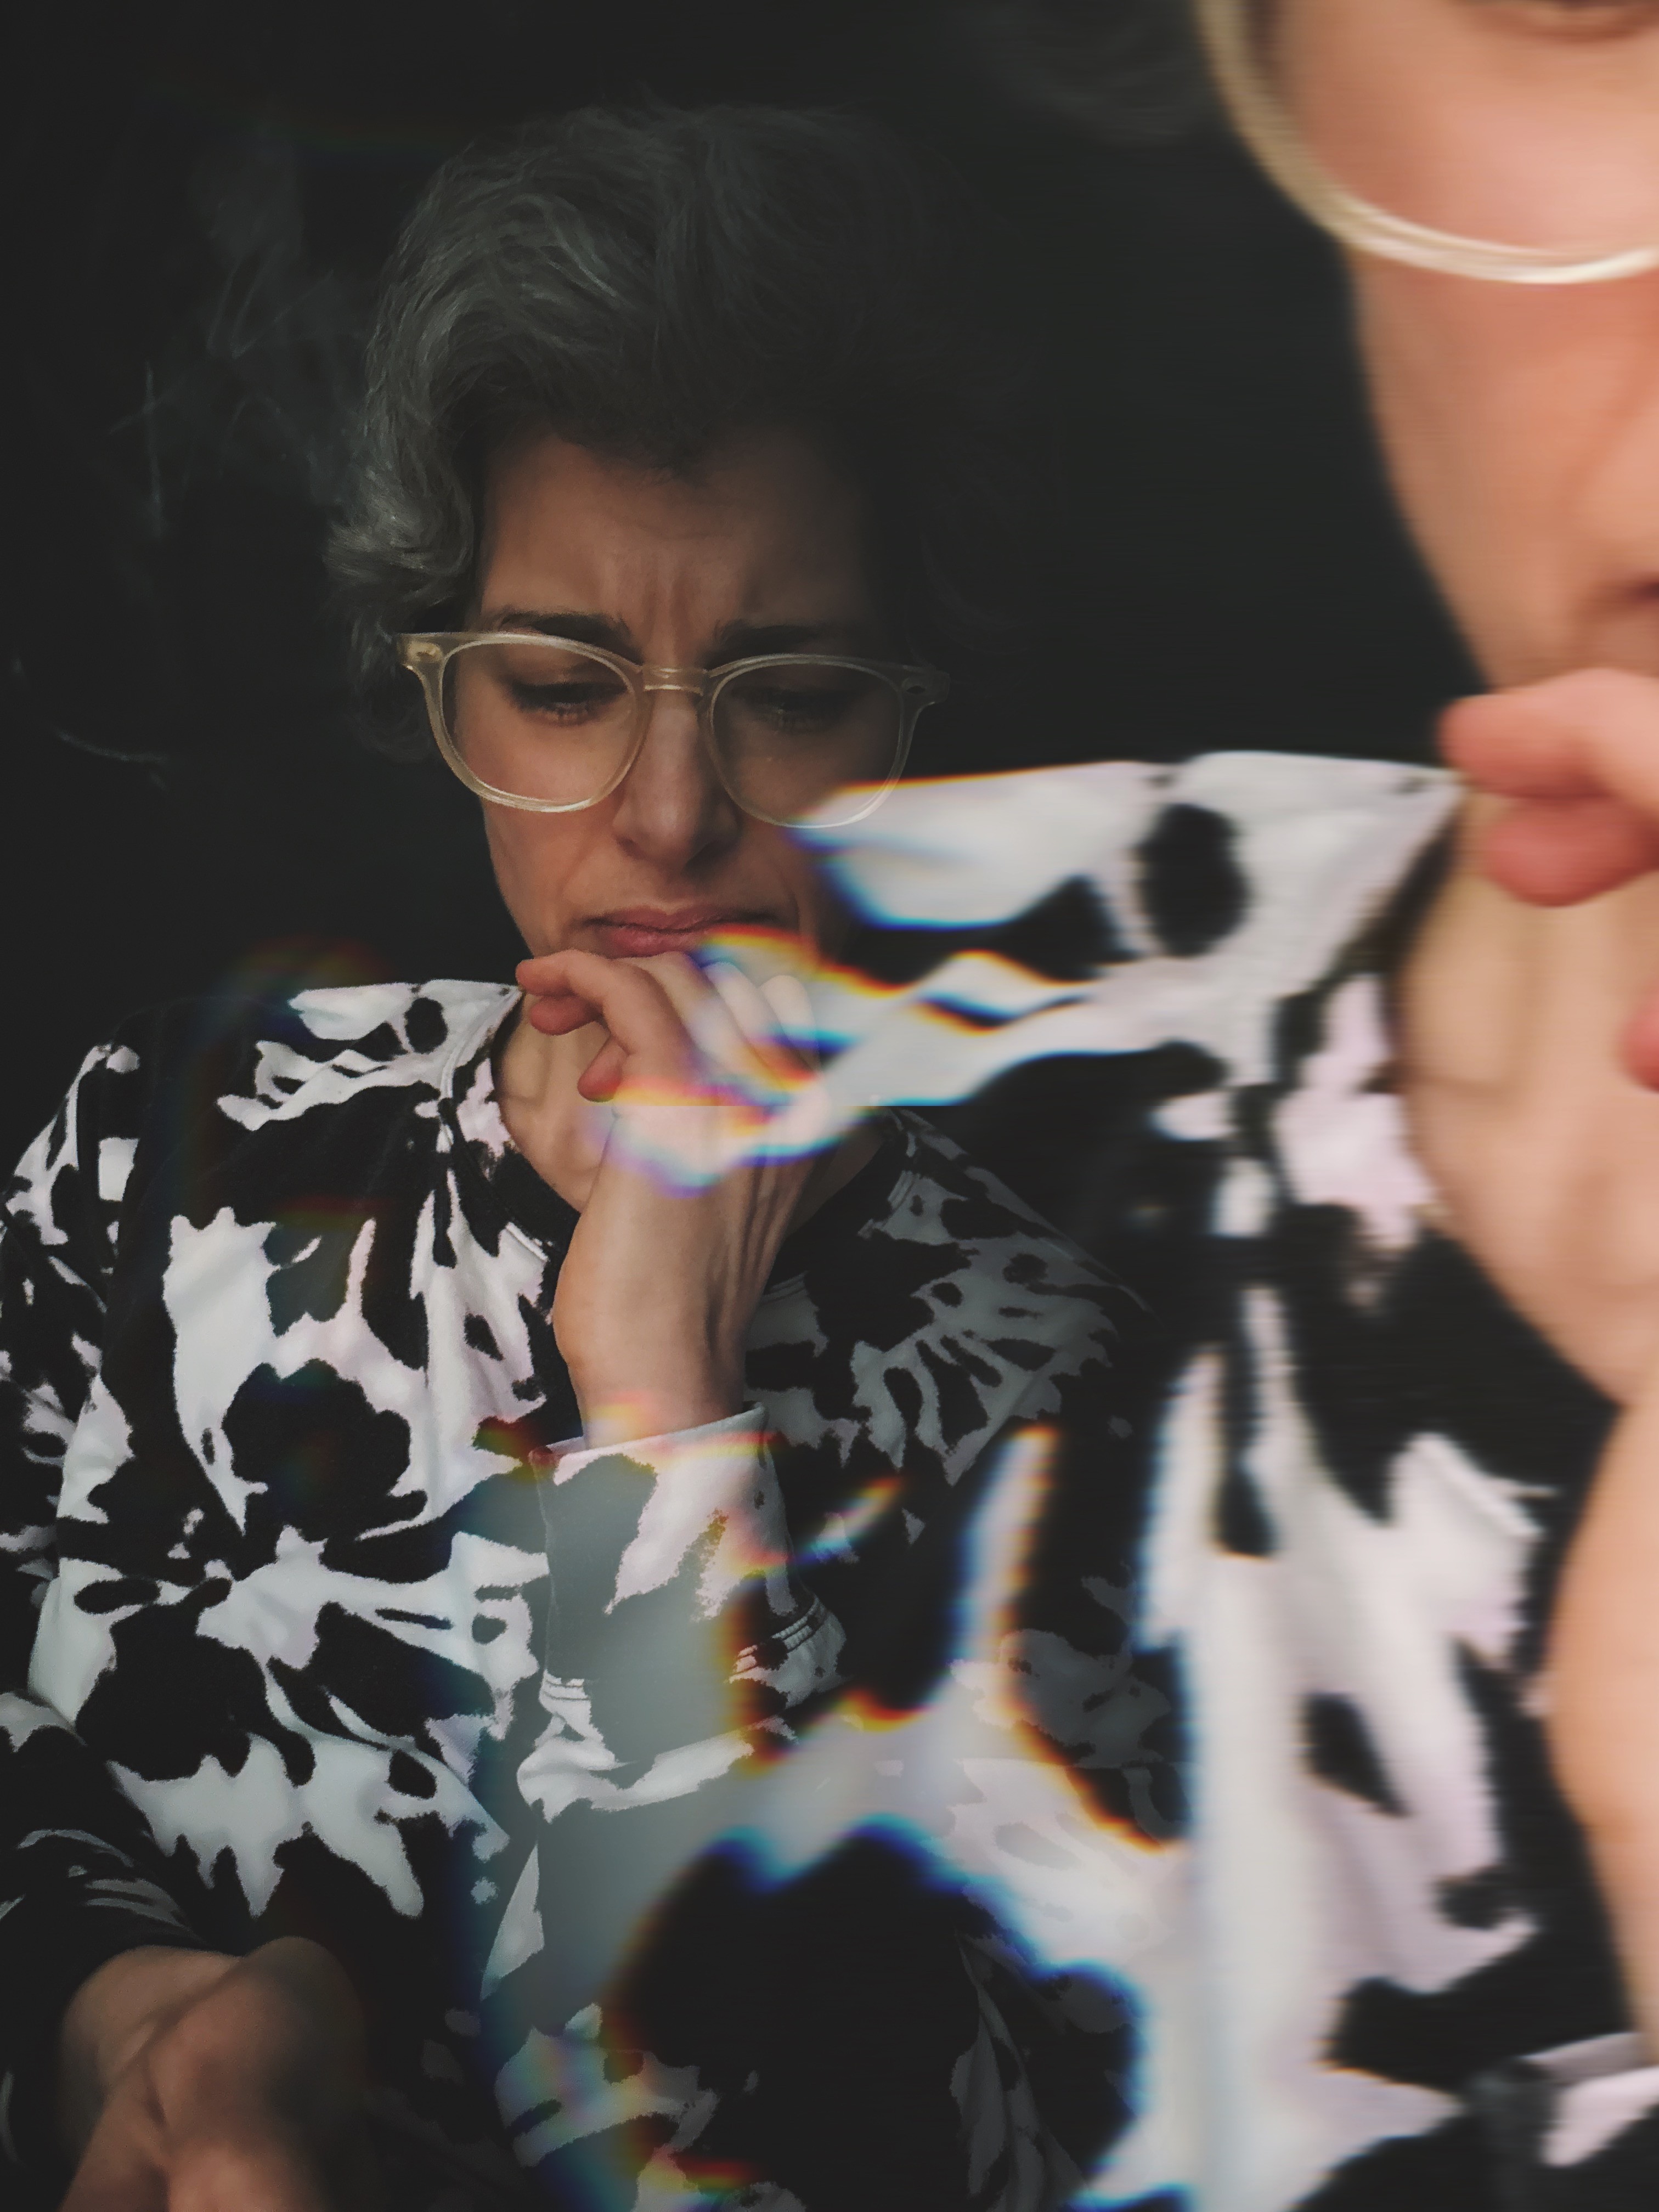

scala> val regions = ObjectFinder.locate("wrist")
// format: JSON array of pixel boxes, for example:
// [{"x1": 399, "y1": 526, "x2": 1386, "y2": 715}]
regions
[
  {"x1": 570, "y1": 1372, "x2": 743, "y2": 1448},
  {"x1": 57, "y1": 1946, "x2": 235, "y2": 2156}
]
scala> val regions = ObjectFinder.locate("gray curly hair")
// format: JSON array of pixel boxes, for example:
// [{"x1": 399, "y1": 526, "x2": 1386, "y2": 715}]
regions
[{"x1": 328, "y1": 103, "x2": 1034, "y2": 758}]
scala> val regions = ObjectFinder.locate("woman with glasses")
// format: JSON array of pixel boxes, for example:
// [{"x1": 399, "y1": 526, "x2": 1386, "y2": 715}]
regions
[{"x1": 0, "y1": 104, "x2": 1163, "y2": 2212}]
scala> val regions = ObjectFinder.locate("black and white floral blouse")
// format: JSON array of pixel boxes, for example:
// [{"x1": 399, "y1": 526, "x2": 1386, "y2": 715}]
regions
[
  {"x1": 0, "y1": 967, "x2": 1143, "y2": 2210},
  {"x1": 6, "y1": 751, "x2": 1659, "y2": 2211}
]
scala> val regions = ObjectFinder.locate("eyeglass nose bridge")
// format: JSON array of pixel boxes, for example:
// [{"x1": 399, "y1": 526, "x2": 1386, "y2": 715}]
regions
[
  {"x1": 624, "y1": 668, "x2": 742, "y2": 813},
  {"x1": 638, "y1": 667, "x2": 714, "y2": 702}
]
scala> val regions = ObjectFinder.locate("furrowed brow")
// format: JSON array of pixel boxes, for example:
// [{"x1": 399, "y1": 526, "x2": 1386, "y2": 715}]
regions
[
  {"x1": 706, "y1": 618, "x2": 880, "y2": 663},
  {"x1": 479, "y1": 608, "x2": 639, "y2": 655}
]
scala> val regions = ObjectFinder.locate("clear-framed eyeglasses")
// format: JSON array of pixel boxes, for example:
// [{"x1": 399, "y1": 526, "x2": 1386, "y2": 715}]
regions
[
  {"x1": 1195, "y1": 0, "x2": 1659, "y2": 286},
  {"x1": 397, "y1": 632, "x2": 949, "y2": 829}
]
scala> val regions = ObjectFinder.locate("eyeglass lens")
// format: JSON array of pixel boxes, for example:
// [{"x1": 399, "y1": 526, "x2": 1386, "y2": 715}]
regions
[
  {"x1": 442, "y1": 639, "x2": 906, "y2": 825},
  {"x1": 1264, "y1": 0, "x2": 1659, "y2": 258}
]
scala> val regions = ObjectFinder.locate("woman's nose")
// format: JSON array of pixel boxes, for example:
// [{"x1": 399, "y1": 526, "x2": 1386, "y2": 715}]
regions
[{"x1": 610, "y1": 691, "x2": 742, "y2": 869}]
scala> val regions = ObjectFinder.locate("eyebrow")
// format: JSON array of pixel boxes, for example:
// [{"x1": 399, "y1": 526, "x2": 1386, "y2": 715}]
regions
[
  {"x1": 480, "y1": 608, "x2": 639, "y2": 653},
  {"x1": 477, "y1": 608, "x2": 885, "y2": 665},
  {"x1": 704, "y1": 617, "x2": 882, "y2": 662}
]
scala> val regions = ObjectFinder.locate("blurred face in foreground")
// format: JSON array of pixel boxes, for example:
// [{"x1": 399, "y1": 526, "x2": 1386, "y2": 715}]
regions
[
  {"x1": 1206, "y1": 0, "x2": 1659, "y2": 2085},
  {"x1": 471, "y1": 426, "x2": 887, "y2": 963},
  {"x1": 1232, "y1": 0, "x2": 1659, "y2": 686}
]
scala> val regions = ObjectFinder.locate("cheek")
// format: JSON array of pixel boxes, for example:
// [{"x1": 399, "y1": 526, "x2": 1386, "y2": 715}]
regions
[
  {"x1": 1353, "y1": 262, "x2": 1654, "y2": 545},
  {"x1": 800, "y1": 874, "x2": 851, "y2": 960},
  {"x1": 758, "y1": 830, "x2": 845, "y2": 954},
  {"x1": 481, "y1": 810, "x2": 582, "y2": 953},
  {"x1": 1355, "y1": 272, "x2": 1512, "y2": 514},
  {"x1": 1348, "y1": 266, "x2": 1594, "y2": 675}
]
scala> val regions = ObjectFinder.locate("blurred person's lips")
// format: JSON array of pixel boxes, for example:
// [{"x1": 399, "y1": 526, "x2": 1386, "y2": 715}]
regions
[{"x1": 590, "y1": 907, "x2": 772, "y2": 957}]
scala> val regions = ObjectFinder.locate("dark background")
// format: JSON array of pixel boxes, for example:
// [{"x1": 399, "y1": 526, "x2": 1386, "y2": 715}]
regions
[{"x1": 3, "y1": 0, "x2": 1477, "y2": 1173}]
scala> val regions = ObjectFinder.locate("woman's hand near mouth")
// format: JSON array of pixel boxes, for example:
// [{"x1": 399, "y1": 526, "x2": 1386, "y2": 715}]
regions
[{"x1": 511, "y1": 944, "x2": 827, "y2": 1447}]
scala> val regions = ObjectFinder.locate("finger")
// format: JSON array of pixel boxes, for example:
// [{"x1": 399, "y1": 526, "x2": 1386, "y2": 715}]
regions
[
  {"x1": 1442, "y1": 669, "x2": 1659, "y2": 810},
  {"x1": 59, "y1": 2111, "x2": 332, "y2": 2212},
  {"x1": 674, "y1": 965, "x2": 770, "y2": 1082},
  {"x1": 692, "y1": 965, "x2": 804, "y2": 1093},
  {"x1": 517, "y1": 953, "x2": 695, "y2": 1079},
  {"x1": 61, "y1": 2117, "x2": 168, "y2": 2212},
  {"x1": 758, "y1": 971, "x2": 818, "y2": 1060},
  {"x1": 1441, "y1": 690, "x2": 1606, "y2": 799},
  {"x1": 578, "y1": 1036, "x2": 627, "y2": 1102},
  {"x1": 703, "y1": 960, "x2": 809, "y2": 1080},
  {"x1": 523, "y1": 987, "x2": 601, "y2": 1037},
  {"x1": 521, "y1": 950, "x2": 801, "y2": 1086},
  {"x1": 516, "y1": 950, "x2": 576, "y2": 992},
  {"x1": 1480, "y1": 795, "x2": 1659, "y2": 905},
  {"x1": 628, "y1": 956, "x2": 793, "y2": 1096},
  {"x1": 515, "y1": 955, "x2": 605, "y2": 1037}
]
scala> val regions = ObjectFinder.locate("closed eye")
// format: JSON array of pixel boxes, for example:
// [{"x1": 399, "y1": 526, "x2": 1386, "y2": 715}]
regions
[
  {"x1": 505, "y1": 677, "x2": 629, "y2": 723},
  {"x1": 736, "y1": 683, "x2": 867, "y2": 731}
]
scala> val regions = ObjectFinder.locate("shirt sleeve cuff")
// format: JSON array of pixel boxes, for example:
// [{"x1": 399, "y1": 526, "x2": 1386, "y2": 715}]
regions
[{"x1": 542, "y1": 1407, "x2": 787, "y2": 1619}]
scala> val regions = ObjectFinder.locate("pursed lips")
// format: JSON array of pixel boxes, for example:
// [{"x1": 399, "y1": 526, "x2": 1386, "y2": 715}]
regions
[{"x1": 588, "y1": 907, "x2": 778, "y2": 958}]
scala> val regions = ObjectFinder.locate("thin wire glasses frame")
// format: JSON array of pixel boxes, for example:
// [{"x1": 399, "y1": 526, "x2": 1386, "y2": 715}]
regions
[
  {"x1": 398, "y1": 631, "x2": 949, "y2": 829},
  {"x1": 1194, "y1": 0, "x2": 1659, "y2": 287}
]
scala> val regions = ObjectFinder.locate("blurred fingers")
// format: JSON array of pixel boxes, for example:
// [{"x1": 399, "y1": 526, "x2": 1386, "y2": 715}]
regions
[
  {"x1": 64, "y1": 2121, "x2": 333, "y2": 2212},
  {"x1": 1441, "y1": 672, "x2": 1659, "y2": 908},
  {"x1": 1480, "y1": 795, "x2": 1659, "y2": 905},
  {"x1": 60, "y1": 2119, "x2": 167, "y2": 2212},
  {"x1": 1443, "y1": 669, "x2": 1659, "y2": 809}
]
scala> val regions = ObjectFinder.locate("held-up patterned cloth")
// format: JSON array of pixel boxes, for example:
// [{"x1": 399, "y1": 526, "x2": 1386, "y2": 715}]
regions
[
  {"x1": 820, "y1": 753, "x2": 1659, "y2": 2211},
  {"x1": 4, "y1": 753, "x2": 1658, "y2": 2212}
]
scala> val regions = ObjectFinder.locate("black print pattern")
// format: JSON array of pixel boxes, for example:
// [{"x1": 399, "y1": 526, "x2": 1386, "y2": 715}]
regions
[
  {"x1": 0, "y1": 978, "x2": 1149, "y2": 2209},
  {"x1": 850, "y1": 753, "x2": 1659, "y2": 2210},
  {"x1": 10, "y1": 751, "x2": 1652, "y2": 2210}
]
